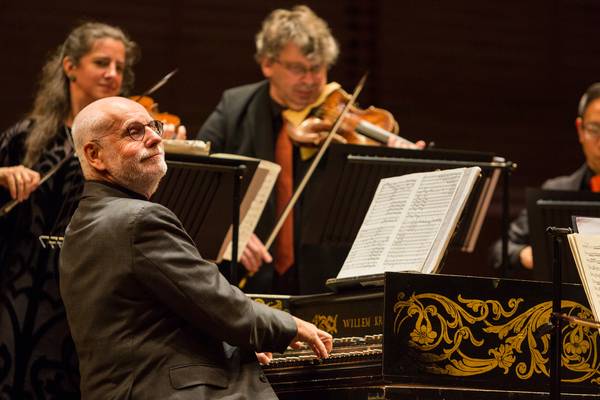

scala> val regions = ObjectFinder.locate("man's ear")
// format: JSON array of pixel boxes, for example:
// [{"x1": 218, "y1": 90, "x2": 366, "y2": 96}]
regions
[
  {"x1": 576, "y1": 117, "x2": 585, "y2": 143},
  {"x1": 260, "y1": 58, "x2": 275, "y2": 79},
  {"x1": 83, "y1": 142, "x2": 107, "y2": 172}
]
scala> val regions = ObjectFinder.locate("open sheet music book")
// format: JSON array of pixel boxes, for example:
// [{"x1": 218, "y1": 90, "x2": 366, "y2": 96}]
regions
[
  {"x1": 335, "y1": 167, "x2": 481, "y2": 280},
  {"x1": 212, "y1": 153, "x2": 280, "y2": 263},
  {"x1": 567, "y1": 216, "x2": 600, "y2": 329}
]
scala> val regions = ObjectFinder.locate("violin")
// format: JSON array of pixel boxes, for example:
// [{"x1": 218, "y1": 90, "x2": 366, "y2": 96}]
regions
[{"x1": 283, "y1": 84, "x2": 418, "y2": 149}]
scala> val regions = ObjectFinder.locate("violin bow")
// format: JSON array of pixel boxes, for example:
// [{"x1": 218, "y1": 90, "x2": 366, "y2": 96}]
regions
[
  {"x1": 0, "y1": 155, "x2": 72, "y2": 217},
  {"x1": 131, "y1": 68, "x2": 178, "y2": 102}
]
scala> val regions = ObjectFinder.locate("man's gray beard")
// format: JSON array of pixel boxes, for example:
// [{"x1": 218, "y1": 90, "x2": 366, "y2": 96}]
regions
[{"x1": 113, "y1": 158, "x2": 167, "y2": 198}]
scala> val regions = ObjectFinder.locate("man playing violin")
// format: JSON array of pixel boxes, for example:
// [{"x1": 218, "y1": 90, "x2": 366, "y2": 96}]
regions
[{"x1": 198, "y1": 5, "x2": 423, "y2": 294}]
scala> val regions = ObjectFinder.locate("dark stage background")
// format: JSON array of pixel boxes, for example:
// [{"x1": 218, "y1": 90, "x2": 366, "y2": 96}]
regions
[{"x1": 1, "y1": 0, "x2": 599, "y2": 280}]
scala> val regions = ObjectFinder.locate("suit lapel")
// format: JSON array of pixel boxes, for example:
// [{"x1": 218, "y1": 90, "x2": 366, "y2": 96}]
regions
[
  {"x1": 572, "y1": 164, "x2": 590, "y2": 190},
  {"x1": 244, "y1": 83, "x2": 276, "y2": 162}
]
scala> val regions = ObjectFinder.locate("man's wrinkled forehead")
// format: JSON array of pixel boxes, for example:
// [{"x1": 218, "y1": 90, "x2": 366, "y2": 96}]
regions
[
  {"x1": 92, "y1": 109, "x2": 120, "y2": 136},
  {"x1": 96, "y1": 100, "x2": 150, "y2": 136}
]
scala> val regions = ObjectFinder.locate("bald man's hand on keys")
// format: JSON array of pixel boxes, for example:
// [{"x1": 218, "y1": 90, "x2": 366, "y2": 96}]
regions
[{"x1": 291, "y1": 316, "x2": 333, "y2": 359}]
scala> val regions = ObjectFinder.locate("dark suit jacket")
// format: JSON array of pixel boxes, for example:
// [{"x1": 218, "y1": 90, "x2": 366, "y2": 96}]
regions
[
  {"x1": 198, "y1": 81, "x2": 276, "y2": 161},
  {"x1": 198, "y1": 81, "x2": 281, "y2": 293},
  {"x1": 490, "y1": 164, "x2": 589, "y2": 280},
  {"x1": 59, "y1": 181, "x2": 297, "y2": 399},
  {"x1": 197, "y1": 81, "x2": 329, "y2": 294}
]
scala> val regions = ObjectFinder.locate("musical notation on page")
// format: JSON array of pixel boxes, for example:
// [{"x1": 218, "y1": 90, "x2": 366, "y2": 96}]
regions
[{"x1": 337, "y1": 167, "x2": 480, "y2": 280}]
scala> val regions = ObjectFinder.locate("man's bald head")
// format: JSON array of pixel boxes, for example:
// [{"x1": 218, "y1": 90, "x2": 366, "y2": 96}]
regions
[
  {"x1": 71, "y1": 97, "x2": 167, "y2": 198},
  {"x1": 72, "y1": 97, "x2": 147, "y2": 166}
]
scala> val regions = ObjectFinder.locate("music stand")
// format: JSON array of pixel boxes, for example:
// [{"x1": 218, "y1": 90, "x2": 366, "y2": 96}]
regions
[
  {"x1": 543, "y1": 225, "x2": 600, "y2": 400},
  {"x1": 151, "y1": 153, "x2": 256, "y2": 283},
  {"x1": 300, "y1": 143, "x2": 511, "y2": 289},
  {"x1": 527, "y1": 188, "x2": 600, "y2": 283}
]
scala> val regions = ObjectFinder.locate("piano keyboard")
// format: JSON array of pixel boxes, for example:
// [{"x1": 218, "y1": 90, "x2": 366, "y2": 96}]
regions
[{"x1": 267, "y1": 334, "x2": 383, "y2": 367}]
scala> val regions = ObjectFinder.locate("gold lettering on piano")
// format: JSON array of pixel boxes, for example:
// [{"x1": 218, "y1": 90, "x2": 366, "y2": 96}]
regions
[
  {"x1": 342, "y1": 317, "x2": 372, "y2": 328},
  {"x1": 374, "y1": 315, "x2": 383, "y2": 327}
]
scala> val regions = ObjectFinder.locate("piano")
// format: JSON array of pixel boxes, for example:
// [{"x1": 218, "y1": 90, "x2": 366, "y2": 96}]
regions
[{"x1": 252, "y1": 272, "x2": 600, "y2": 399}]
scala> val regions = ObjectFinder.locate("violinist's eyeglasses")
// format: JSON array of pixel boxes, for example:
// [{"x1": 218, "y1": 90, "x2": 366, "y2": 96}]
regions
[
  {"x1": 125, "y1": 120, "x2": 164, "y2": 141},
  {"x1": 274, "y1": 60, "x2": 324, "y2": 77},
  {"x1": 583, "y1": 122, "x2": 600, "y2": 139}
]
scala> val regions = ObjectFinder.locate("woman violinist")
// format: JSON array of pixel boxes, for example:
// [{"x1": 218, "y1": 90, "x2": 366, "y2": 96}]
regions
[{"x1": 0, "y1": 22, "x2": 140, "y2": 398}]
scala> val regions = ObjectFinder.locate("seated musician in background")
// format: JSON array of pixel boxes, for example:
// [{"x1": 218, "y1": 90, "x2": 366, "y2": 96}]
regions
[
  {"x1": 197, "y1": 5, "x2": 425, "y2": 295},
  {"x1": 490, "y1": 82, "x2": 600, "y2": 281},
  {"x1": 60, "y1": 96, "x2": 332, "y2": 399},
  {"x1": 0, "y1": 22, "x2": 141, "y2": 398}
]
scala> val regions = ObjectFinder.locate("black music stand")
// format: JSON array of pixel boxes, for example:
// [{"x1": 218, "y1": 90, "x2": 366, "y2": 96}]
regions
[
  {"x1": 527, "y1": 188, "x2": 600, "y2": 283},
  {"x1": 151, "y1": 153, "x2": 255, "y2": 283},
  {"x1": 301, "y1": 143, "x2": 511, "y2": 288},
  {"x1": 543, "y1": 222, "x2": 600, "y2": 400},
  {"x1": 544, "y1": 227, "x2": 572, "y2": 400}
]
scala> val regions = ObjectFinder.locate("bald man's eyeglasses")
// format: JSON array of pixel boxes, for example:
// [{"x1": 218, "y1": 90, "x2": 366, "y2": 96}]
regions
[{"x1": 126, "y1": 120, "x2": 164, "y2": 141}]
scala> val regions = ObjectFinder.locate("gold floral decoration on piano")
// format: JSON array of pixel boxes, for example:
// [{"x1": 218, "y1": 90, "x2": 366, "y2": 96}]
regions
[
  {"x1": 312, "y1": 314, "x2": 338, "y2": 335},
  {"x1": 253, "y1": 298, "x2": 285, "y2": 311},
  {"x1": 393, "y1": 292, "x2": 600, "y2": 384}
]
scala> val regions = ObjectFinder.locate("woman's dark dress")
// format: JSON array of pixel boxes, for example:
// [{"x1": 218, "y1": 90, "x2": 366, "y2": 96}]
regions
[{"x1": 0, "y1": 120, "x2": 82, "y2": 399}]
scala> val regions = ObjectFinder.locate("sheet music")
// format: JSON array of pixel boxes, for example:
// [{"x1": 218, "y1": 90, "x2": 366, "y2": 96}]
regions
[
  {"x1": 574, "y1": 216, "x2": 600, "y2": 235},
  {"x1": 337, "y1": 167, "x2": 480, "y2": 279},
  {"x1": 568, "y1": 234, "x2": 600, "y2": 328},
  {"x1": 339, "y1": 178, "x2": 415, "y2": 274},
  {"x1": 221, "y1": 159, "x2": 280, "y2": 261},
  {"x1": 381, "y1": 173, "x2": 460, "y2": 272}
]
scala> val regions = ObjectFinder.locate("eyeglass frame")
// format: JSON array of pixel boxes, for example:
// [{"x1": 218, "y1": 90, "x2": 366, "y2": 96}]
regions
[
  {"x1": 124, "y1": 119, "x2": 164, "y2": 141},
  {"x1": 273, "y1": 59, "x2": 326, "y2": 78},
  {"x1": 582, "y1": 121, "x2": 600, "y2": 138}
]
